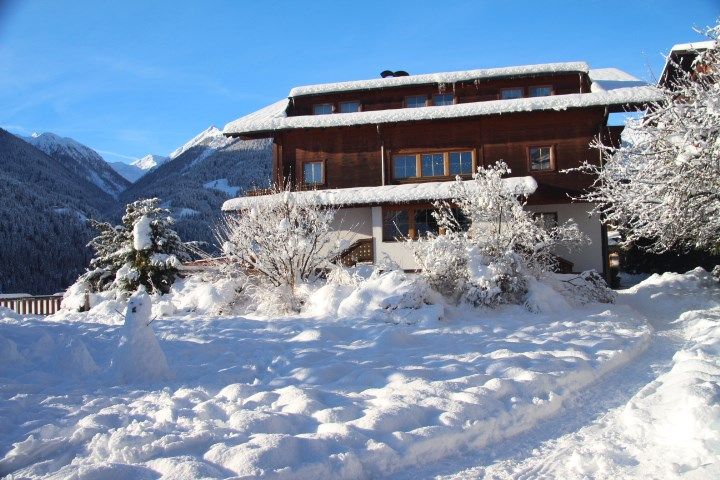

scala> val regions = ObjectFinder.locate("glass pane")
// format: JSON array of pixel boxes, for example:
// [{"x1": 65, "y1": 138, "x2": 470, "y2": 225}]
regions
[
  {"x1": 421, "y1": 153, "x2": 444, "y2": 177},
  {"x1": 501, "y1": 88, "x2": 523, "y2": 99},
  {"x1": 449, "y1": 151, "x2": 473, "y2": 175},
  {"x1": 415, "y1": 209, "x2": 439, "y2": 237},
  {"x1": 529, "y1": 86, "x2": 553, "y2": 97},
  {"x1": 313, "y1": 104, "x2": 332, "y2": 115},
  {"x1": 383, "y1": 210, "x2": 409, "y2": 239},
  {"x1": 304, "y1": 162, "x2": 322, "y2": 184},
  {"x1": 530, "y1": 147, "x2": 552, "y2": 170},
  {"x1": 406, "y1": 96, "x2": 426, "y2": 108},
  {"x1": 339, "y1": 101, "x2": 360, "y2": 113},
  {"x1": 433, "y1": 94, "x2": 454, "y2": 106},
  {"x1": 393, "y1": 155, "x2": 416, "y2": 179}
]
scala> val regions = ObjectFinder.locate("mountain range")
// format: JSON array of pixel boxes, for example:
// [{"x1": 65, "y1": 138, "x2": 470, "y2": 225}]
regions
[
  {"x1": 0, "y1": 126, "x2": 272, "y2": 294},
  {"x1": 110, "y1": 154, "x2": 169, "y2": 182}
]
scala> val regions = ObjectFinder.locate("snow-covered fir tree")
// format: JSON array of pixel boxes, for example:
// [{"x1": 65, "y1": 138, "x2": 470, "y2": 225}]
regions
[
  {"x1": 577, "y1": 22, "x2": 720, "y2": 253},
  {"x1": 82, "y1": 198, "x2": 191, "y2": 294},
  {"x1": 411, "y1": 162, "x2": 586, "y2": 306}
]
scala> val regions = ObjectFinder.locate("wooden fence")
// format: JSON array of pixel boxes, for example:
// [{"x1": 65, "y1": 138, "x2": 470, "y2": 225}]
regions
[{"x1": 0, "y1": 295, "x2": 63, "y2": 316}]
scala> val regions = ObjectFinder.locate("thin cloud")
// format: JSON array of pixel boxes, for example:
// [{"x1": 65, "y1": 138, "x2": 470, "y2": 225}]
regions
[{"x1": 95, "y1": 149, "x2": 139, "y2": 161}]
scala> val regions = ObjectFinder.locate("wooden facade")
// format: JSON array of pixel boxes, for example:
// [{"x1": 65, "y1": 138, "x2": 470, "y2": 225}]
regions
[{"x1": 276, "y1": 108, "x2": 611, "y2": 205}]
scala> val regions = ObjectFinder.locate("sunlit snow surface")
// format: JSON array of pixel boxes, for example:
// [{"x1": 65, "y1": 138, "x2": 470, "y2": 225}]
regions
[{"x1": 0, "y1": 270, "x2": 718, "y2": 479}]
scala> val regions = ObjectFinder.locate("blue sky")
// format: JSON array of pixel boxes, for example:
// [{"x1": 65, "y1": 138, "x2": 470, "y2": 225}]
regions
[{"x1": 0, "y1": 0, "x2": 718, "y2": 164}]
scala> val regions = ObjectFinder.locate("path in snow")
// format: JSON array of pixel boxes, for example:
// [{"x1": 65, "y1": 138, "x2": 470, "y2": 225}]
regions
[{"x1": 400, "y1": 270, "x2": 720, "y2": 479}]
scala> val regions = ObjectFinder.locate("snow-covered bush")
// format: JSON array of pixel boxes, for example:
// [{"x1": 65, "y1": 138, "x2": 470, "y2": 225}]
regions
[
  {"x1": 543, "y1": 270, "x2": 617, "y2": 305},
  {"x1": 80, "y1": 198, "x2": 191, "y2": 296},
  {"x1": 216, "y1": 183, "x2": 343, "y2": 313},
  {"x1": 412, "y1": 162, "x2": 587, "y2": 307},
  {"x1": 576, "y1": 22, "x2": 720, "y2": 254}
]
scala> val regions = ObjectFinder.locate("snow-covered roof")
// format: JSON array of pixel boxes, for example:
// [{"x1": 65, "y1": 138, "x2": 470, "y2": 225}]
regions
[
  {"x1": 289, "y1": 62, "x2": 590, "y2": 97},
  {"x1": 222, "y1": 177, "x2": 537, "y2": 211},
  {"x1": 223, "y1": 86, "x2": 661, "y2": 136},
  {"x1": 588, "y1": 68, "x2": 649, "y2": 92},
  {"x1": 669, "y1": 40, "x2": 715, "y2": 52}
]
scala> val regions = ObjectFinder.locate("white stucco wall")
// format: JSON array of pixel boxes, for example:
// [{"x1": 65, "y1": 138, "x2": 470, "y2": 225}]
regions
[
  {"x1": 371, "y1": 206, "x2": 419, "y2": 270},
  {"x1": 332, "y1": 207, "x2": 373, "y2": 240},
  {"x1": 526, "y1": 202, "x2": 604, "y2": 273}
]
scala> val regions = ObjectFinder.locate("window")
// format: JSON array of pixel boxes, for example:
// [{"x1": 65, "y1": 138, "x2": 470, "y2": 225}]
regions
[
  {"x1": 303, "y1": 161, "x2": 324, "y2": 185},
  {"x1": 393, "y1": 150, "x2": 475, "y2": 180},
  {"x1": 383, "y1": 209, "x2": 409, "y2": 240},
  {"x1": 313, "y1": 103, "x2": 333, "y2": 115},
  {"x1": 432, "y1": 93, "x2": 454, "y2": 106},
  {"x1": 421, "y1": 153, "x2": 445, "y2": 177},
  {"x1": 529, "y1": 86, "x2": 553, "y2": 97},
  {"x1": 501, "y1": 88, "x2": 524, "y2": 99},
  {"x1": 449, "y1": 151, "x2": 473, "y2": 175},
  {"x1": 339, "y1": 101, "x2": 360, "y2": 113},
  {"x1": 383, "y1": 206, "x2": 439, "y2": 240},
  {"x1": 414, "y1": 209, "x2": 439, "y2": 237},
  {"x1": 405, "y1": 95, "x2": 427, "y2": 108},
  {"x1": 528, "y1": 146, "x2": 554, "y2": 171},
  {"x1": 533, "y1": 212, "x2": 558, "y2": 230},
  {"x1": 393, "y1": 155, "x2": 417, "y2": 179}
]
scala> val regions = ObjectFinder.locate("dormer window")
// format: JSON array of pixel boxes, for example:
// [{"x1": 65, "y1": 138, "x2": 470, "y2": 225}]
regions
[
  {"x1": 529, "y1": 86, "x2": 553, "y2": 97},
  {"x1": 339, "y1": 101, "x2": 361, "y2": 113},
  {"x1": 501, "y1": 88, "x2": 524, "y2": 99},
  {"x1": 405, "y1": 95, "x2": 427, "y2": 108},
  {"x1": 432, "y1": 93, "x2": 454, "y2": 106},
  {"x1": 313, "y1": 103, "x2": 333, "y2": 115}
]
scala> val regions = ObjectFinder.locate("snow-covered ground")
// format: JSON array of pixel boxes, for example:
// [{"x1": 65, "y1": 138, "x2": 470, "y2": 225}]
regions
[{"x1": 0, "y1": 269, "x2": 718, "y2": 479}]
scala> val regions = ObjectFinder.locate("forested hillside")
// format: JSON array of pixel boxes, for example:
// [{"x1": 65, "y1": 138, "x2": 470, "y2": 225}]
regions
[
  {"x1": 120, "y1": 129, "x2": 272, "y2": 249},
  {"x1": 0, "y1": 129, "x2": 117, "y2": 294}
]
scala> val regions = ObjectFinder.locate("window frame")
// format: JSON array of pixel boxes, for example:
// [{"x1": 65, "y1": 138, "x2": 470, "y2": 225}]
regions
[
  {"x1": 391, "y1": 148, "x2": 477, "y2": 181},
  {"x1": 301, "y1": 160, "x2": 326, "y2": 186},
  {"x1": 404, "y1": 95, "x2": 428, "y2": 108},
  {"x1": 382, "y1": 204, "x2": 439, "y2": 241},
  {"x1": 312, "y1": 103, "x2": 333, "y2": 115},
  {"x1": 500, "y1": 87, "x2": 524, "y2": 100},
  {"x1": 527, "y1": 145, "x2": 556, "y2": 172},
  {"x1": 528, "y1": 85, "x2": 554, "y2": 97},
  {"x1": 338, "y1": 100, "x2": 361, "y2": 113},
  {"x1": 392, "y1": 154, "x2": 418, "y2": 180},
  {"x1": 432, "y1": 93, "x2": 455, "y2": 106}
]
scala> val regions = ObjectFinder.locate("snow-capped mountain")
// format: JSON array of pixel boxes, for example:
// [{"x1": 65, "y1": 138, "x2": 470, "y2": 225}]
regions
[
  {"x1": 24, "y1": 132, "x2": 130, "y2": 197},
  {"x1": 121, "y1": 126, "x2": 272, "y2": 249},
  {"x1": 109, "y1": 155, "x2": 168, "y2": 183},
  {"x1": 132, "y1": 154, "x2": 168, "y2": 170},
  {"x1": 168, "y1": 126, "x2": 223, "y2": 159},
  {"x1": 109, "y1": 161, "x2": 145, "y2": 182}
]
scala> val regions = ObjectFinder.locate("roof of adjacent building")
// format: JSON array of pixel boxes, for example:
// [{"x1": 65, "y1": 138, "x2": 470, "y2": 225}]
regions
[{"x1": 222, "y1": 176, "x2": 537, "y2": 211}]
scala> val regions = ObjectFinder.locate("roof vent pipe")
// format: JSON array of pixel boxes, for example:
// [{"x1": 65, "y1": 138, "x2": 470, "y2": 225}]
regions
[{"x1": 380, "y1": 70, "x2": 410, "y2": 78}]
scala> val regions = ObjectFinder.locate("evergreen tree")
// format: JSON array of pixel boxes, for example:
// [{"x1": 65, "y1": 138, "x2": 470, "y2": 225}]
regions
[{"x1": 82, "y1": 198, "x2": 191, "y2": 294}]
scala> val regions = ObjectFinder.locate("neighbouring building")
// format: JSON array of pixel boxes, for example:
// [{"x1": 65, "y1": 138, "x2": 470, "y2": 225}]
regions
[{"x1": 222, "y1": 61, "x2": 661, "y2": 276}]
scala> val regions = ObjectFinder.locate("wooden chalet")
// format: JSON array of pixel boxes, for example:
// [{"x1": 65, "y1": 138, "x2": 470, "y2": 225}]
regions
[{"x1": 222, "y1": 61, "x2": 661, "y2": 276}]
